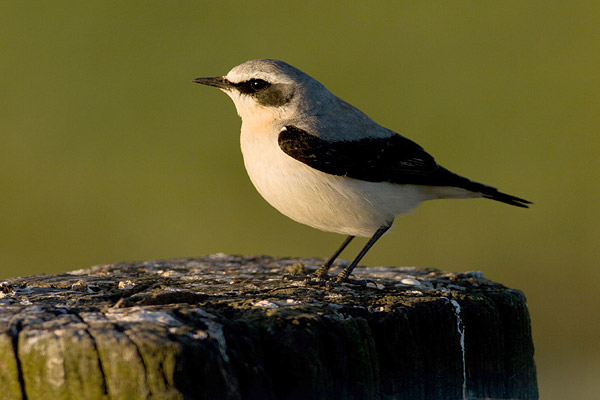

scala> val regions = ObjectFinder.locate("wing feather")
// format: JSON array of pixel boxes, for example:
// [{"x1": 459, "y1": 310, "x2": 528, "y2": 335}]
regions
[
  {"x1": 279, "y1": 126, "x2": 451, "y2": 185},
  {"x1": 278, "y1": 125, "x2": 532, "y2": 207}
]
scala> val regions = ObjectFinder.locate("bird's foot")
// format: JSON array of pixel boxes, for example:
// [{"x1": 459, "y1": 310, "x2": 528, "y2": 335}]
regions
[
  {"x1": 330, "y1": 276, "x2": 372, "y2": 288},
  {"x1": 304, "y1": 272, "x2": 373, "y2": 289},
  {"x1": 303, "y1": 272, "x2": 329, "y2": 286}
]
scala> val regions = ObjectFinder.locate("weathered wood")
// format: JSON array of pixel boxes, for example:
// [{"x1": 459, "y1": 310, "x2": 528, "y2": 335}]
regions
[{"x1": 0, "y1": 254, "x2": 538, "y2": 399}]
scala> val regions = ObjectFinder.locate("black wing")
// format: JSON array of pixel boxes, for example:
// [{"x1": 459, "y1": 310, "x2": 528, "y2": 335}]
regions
[
  {"x1": 280, "y1": 125, "x2": 458, "y2": 185},
  {"x1": 278, "y1": 125, "x2": 531, "y2": 207}
]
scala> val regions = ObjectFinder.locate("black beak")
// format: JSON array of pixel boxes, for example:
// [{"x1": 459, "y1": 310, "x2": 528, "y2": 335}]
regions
[{"x1": 192, "y1": 76, "x2": 233, "y2": 90}]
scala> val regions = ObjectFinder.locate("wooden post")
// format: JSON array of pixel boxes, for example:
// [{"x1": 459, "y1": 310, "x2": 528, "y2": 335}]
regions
[{"x1": 0, "y1": 254, "x2": 538, "y2": 399}]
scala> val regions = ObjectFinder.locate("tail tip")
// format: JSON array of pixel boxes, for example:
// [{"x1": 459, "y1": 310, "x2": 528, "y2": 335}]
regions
[{"x1": 482, "y1": 192, "x2": 532, "y2": 208}]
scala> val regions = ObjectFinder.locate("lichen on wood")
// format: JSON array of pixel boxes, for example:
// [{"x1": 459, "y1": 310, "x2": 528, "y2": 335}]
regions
[{"x1": 0, "y1": 254, "x2": 538, "y2": 399}]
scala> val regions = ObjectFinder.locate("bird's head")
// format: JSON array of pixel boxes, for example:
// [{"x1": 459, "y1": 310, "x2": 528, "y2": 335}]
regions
[{"x1": 193, "y1": 59, "x2": 329, "y2": 126}]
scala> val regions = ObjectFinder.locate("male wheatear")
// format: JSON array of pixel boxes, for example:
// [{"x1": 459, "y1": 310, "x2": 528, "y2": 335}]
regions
[{"x1": 193, "y1": 59, "x2": 531, "y2": 284}]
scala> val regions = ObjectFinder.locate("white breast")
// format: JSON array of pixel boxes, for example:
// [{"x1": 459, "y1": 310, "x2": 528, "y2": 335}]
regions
[{"x1": 239, "y1": 123, "x2": 433, "y2": 237}]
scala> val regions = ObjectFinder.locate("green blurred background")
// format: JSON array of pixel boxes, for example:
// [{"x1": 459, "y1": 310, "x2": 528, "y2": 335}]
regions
[{"x1": 1, "y1": 1, "x2": 598, "y2": 398}]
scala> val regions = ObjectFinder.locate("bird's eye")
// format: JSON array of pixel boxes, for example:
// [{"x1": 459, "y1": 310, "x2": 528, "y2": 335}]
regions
[
  {"x1": 234, "y1": 79, "x2": 272, "y2": 95},
  {"x1": 249, "y1": 79, "x2": 270, "y2": 92}
]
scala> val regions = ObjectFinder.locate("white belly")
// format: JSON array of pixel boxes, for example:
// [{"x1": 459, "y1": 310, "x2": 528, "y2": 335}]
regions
[{"x1": 240, "y1": 125, "x2": 433, "y2": 237}]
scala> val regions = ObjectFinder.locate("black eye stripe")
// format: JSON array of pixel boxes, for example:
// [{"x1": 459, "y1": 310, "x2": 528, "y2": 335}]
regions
[{"x1": 234, "y1": 79, "x2": 271, "y2": 94}]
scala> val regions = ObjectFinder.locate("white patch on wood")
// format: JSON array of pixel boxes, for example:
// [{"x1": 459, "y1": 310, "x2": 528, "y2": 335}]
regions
[
  {"x1": 191, "y1": 308, "x2": 230, "y2": 363},
  {"x1": 448, "y1": 299, "x2": 467, "y2": 400}
]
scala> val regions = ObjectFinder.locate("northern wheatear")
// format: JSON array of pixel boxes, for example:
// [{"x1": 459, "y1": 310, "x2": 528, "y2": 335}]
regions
[{"x1": 193, "y1": 59, "x2": 531, "y2": 284}]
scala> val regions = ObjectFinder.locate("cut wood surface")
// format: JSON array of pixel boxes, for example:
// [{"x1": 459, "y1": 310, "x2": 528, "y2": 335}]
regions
[{"x1": 0, "y1": 254, "x2": 538, "y2": 399}]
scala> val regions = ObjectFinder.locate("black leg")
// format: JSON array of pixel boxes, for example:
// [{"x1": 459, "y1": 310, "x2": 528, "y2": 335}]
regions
[
  {"x1": 333, "y1": 224, "x2": 391, "y2": 284},
  {"x1": 314, "y1": 235, "x2": 355, "y2": 278}
]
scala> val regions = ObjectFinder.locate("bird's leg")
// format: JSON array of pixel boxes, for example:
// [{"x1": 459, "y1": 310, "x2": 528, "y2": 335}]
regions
[
  {"x1": 313, "y1": 235, "x2": 355, "y2": 279},
  {"x1": 333, "y1": 224, "x2": 391, "y2": 284}
]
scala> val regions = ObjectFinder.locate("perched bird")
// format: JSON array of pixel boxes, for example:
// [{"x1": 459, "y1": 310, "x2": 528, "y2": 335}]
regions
[{"x1": 193, "y1": 59, "x2": 531, "y2": 284}]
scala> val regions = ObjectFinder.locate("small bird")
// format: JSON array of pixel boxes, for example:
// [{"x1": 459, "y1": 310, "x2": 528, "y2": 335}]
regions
[{"x1": 193, "y1": 59, "x2": 531, "y2": 284}]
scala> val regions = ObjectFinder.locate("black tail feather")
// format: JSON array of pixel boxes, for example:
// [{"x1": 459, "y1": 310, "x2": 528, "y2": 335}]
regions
[
  {"x1": 481, "y1": 190, "x2": 532, "y2": 208},
  {"x1": 439, "y1": 168, "x2": 532, "y2": 208}
]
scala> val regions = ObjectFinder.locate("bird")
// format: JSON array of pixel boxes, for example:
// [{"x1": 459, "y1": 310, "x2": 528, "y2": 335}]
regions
[{"x1": 192, "y1": 59, "x2": 531, "y2": 284}]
